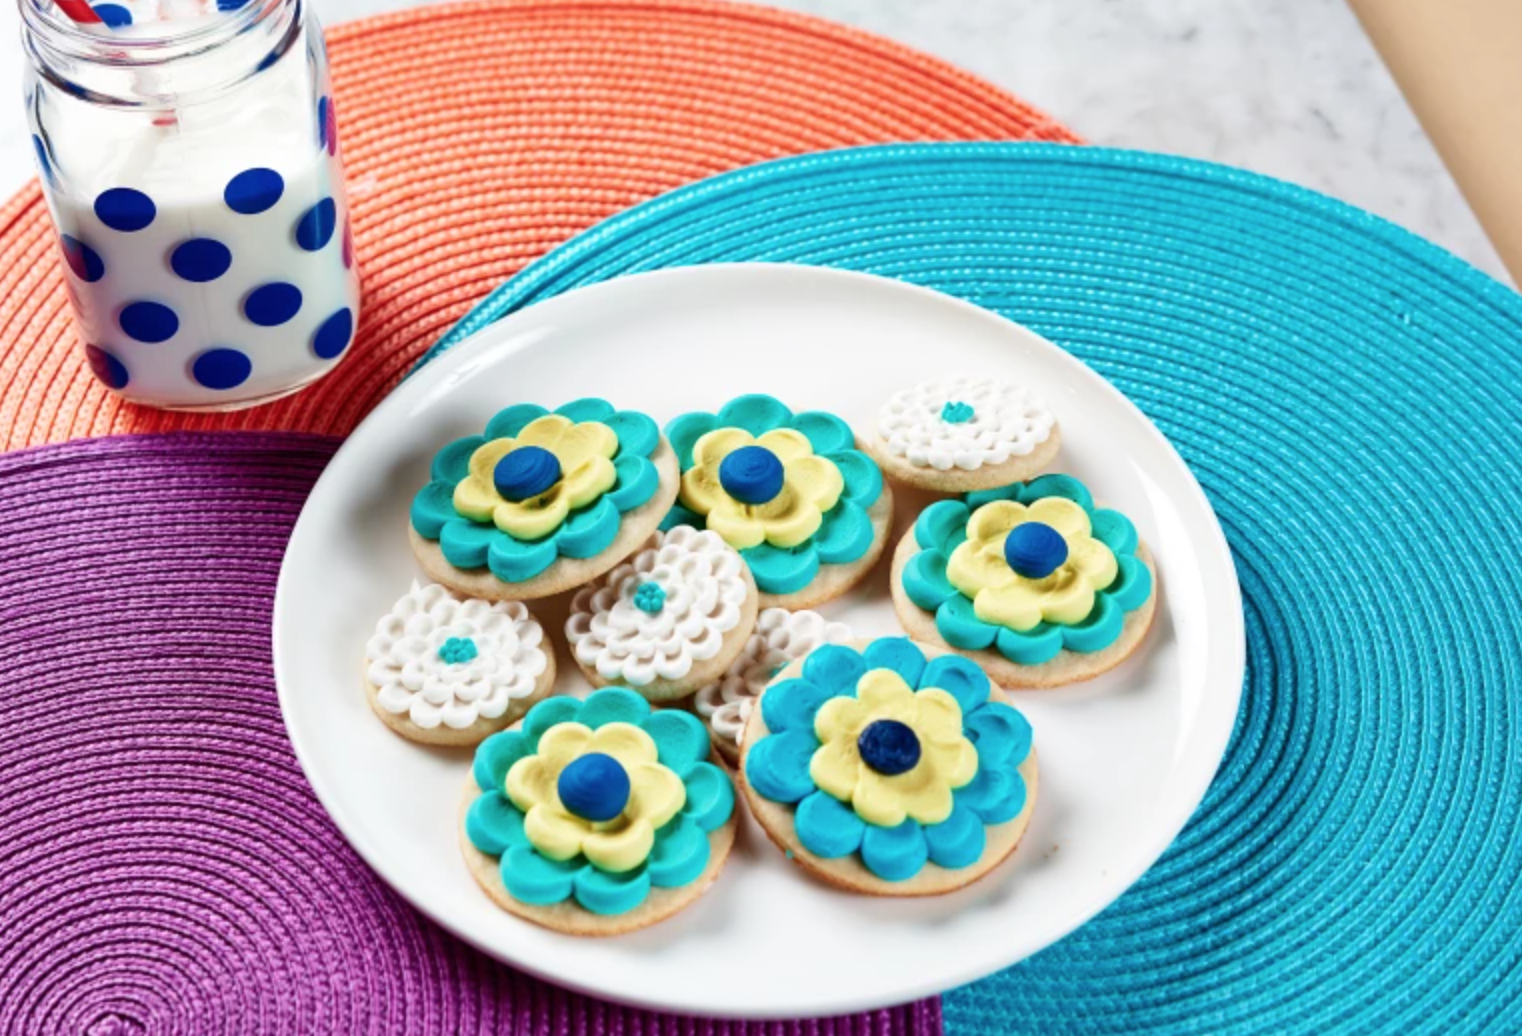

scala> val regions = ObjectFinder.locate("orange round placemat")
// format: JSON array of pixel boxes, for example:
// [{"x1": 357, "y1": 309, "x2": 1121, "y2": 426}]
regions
[{"x1": 0, "y1": 0, "x2": 1076, "y2": 449}]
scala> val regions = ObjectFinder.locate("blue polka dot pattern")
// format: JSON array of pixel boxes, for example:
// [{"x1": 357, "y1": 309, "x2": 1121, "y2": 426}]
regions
[
  {"x1": 84, "y1": 345, "x2": 128, "y2": 390},
  {"x1": 311, "y1": 307, "x2": 353, "y2": 359},
  {"x1": 169, "y1": 238, "x2": 233, "y2": 283},
  {"x1": 294, "y1": 198, "x2": 337, "y2": 251},
  {"x1": 216, "y1": 0, "x2": 251, "y2": 9},
  {"x1": 60, "y1": 235, "x2": 104, "y2": 283},
  {"x1": 92, "y1": 3, "x2": 131, "y2": 25},
  {"x1": 94, "y1": 188, "x2": 155, "y2": 232},
  {"x1": 31, "y1": 135, "x2": 51, "y2": 183},
  {"x1": 191, "y1": 348, "x2": 253, "y2": 390},
  {"x1": 118, "y1": 301, "x2": 179, "y2": 344},
  {"x1": 243, "y1": 283, "x2": 302, "y2": 327},
  {"x1": 224, "y1": 168, "x2": 284, "y2": 215},
  {"x1": 317, "y1": 97, "x2": 329, "y2": 149}
]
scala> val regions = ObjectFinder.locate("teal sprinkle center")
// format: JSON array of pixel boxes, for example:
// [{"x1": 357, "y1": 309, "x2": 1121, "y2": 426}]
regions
[
  {"x1": 940, "y1": 401, "x2": 975, "y2": 424},
  {"x1": 633, "y1": 581, "x2": 667, "y2": 614},
  {"x1": 438, "y1": 636, "x2": 479, "y2": 665}
]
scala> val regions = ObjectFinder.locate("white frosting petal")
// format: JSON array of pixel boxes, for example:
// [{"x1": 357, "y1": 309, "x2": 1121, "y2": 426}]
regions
[
  {"x1": 692, "y1": 608, "x2": 853, "y2": 748},
  {"x1": 565, "y1": 526, "x2": 750, "y2": 687},
  {"x1": 365, "y1": 581, "x2": 549, "y2": 730},
  {"x1": 878, "y1": 376, "x2": 1055, "y2": 471}
]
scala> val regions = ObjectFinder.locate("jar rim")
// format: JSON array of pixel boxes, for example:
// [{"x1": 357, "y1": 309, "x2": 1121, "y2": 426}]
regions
[{"x1": 22, "y1": 0, "x2": 282, "y2": 59}]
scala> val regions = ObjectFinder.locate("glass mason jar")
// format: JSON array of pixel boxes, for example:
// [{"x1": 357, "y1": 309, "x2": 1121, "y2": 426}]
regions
[{"x1": 21, "y1": 0, "x2": 360, "y2": 410}]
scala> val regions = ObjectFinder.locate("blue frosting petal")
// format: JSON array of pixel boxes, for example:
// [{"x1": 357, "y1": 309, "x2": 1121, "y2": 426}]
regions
[
  {"x1": 1105, "y1": 554, "x2": 1154, "y2": 613},
  {"x1": 801, "y1": 644, "x2": 869, "y2": 695},
  {"x1": 860, "y1": 820, "x2": 929, "y2": 881},
  {"x1": 641, "y1": 710, "x2": 710, "y2": 777},
  {"x1": 410, "y1": 482, "x2": 457, "y2": 539},
  {"x1": 790, "y1": 411, "x2": 854, "y2": 455},
  {"x1": 665, "y1": 412, "x2": 717, "y2": 470},
  {"x1": 606, "y1": 455, "x2": 659, "y2": 512},
  {"x1": 501, "y1": 845, "x2": 577, "y2": 905},
  {"x1": 660, "y1": 501, "x2": 704, "y2": 532},
  {"x1": 485, "y1": 403, "x2": 549, "y2": 439},
  {"x1": 826, "y1": 450, "x2": 883, "y2": 508},
  {"x1": 439, "y1": 519, "x2": 495, "y2": 567},
  {"x1": 1061, "y1": 593, "x2": 1124, "y2": 653},
  {"x1": 1090, "y1": 507, "x2": 1139, "y2": 555},
  {"x1": 1020, "y1": 474, "x2": 1094, "y2": 511},
  {"x1": 466, "y1": 791, "x2": 527, "y2": 855},
  {"x1": 862, "y1": 637, "x2": 927, "y2": 687},
  {"x1": 795, "y1": 790, "x2": 865, "y2": 858},
  {"x1": 923, "y1": 801, "x2": 986, "y2": 869},
  {"x1": 573, "y1": 863, "x2": 651, "y2": 914},
  {"x1": 935, "y1": 595, "x2": 999, "y2": 650},
  {"x1": 430, "y1": 435, "x2": 486, "y2": 483},
  {"x1": 487, "y1": 531, "x2": 557, "y2": 582},
  {"x1": 742, "y1": 541, "x2": 819, "y2": 595},
  {"x1": 919, "y1": 654, "x2": 992, "y2": 713},
  {"x1": 473, "y1": 730, "x2": 533, "y2": 791},
  {"x1": 994, "y1": 623, "x2": 1064, "y2": 666},
  {"x1": 958, "y1": 767, "x2": 1027, "y2": 825},
  {"x1": 579, "y1": 687, "x2": 651, "y2": 728},
  {"x1": 745, "y1": 729, "x2": 819, "y2": 803},
  {"x1": 964, "y1": 702, "x2": 1032, "y2": 769},
  {"x1": 555, "y1": 397, "x2": 616, "y2": 424},
  {"x1": 554, "y1": 496, "x2": 621, "y2": 558},
  {"x1": 761, "y1": 677, "x2": 835, "y2": 734},
  {"x1": 903, "y1": 549, "x2": 958, "y2": 611},
  {"x1": 717, "y1": 393, "x2": 791, "y2": 435},
  {"x1": 813, "y1": 499, "x2": 873, "y2": 565},
  {"x1": 648, "y1": 815, "x2": 710, "y2": 888},
  {"x1": 915, "y1": 500, "x2": 970, "y2": 551},
  {"x1": 681, "y1": 762, "x2": 736, "y2": 831},
  {"x1": 605, "y1": 410, "x2": 659, "y2": 460},
  {"x1": 521, "y1": 696, "x2": 582, "y2": 746}
]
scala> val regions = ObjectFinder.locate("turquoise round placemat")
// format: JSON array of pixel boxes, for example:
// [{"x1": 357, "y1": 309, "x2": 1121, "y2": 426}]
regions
[{"x1": 428, "y1": 143, "x2": 1522, "y2": 1034}]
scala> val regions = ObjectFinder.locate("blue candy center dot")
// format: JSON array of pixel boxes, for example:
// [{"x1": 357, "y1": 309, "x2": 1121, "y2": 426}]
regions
[
  {"x1": 718, "y1": 445, "x2": 785, "y2": 505},
  {"x1": 633, "y1": 582, "x2": 666, "y2": 614},
  {"x1": 493, "y1": 445, "x2": 561, "y2": 502},
  {"x1": 858, "y1": 719, "x2": 922, "y2": 776},
  {"x1": 191, "y1": 348, "x2": 252, "y2": 391},
  {"x1": 1003, "y1": 521, "x2": 1069, "y2": 579},
  {"x1": 940, "y1": 400, "x2": 975, "y2": 424},
  {"x1": 557, "y1": 753, "x2": 630, "y2": 823},
  {"x1": 311, "y1": 307, "x2": 354, "y2": 360},
  {"x1": 437, "y1": 636, "x2": 478, "y2": 665},
  {"x1": 224, "y1": 167, "x2": 284, "y2": 215},
  {"x1": 94, "y1": 187, "x2": 156, "y2": 232}
]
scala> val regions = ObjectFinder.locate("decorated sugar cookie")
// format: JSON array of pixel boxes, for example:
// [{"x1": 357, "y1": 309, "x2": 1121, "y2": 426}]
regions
[
  {"x1": 460, "y1": 688, "x2": 738, "y2": 935},
  {"x1": 740, "y1": 637, "x2": 1036, "y2": 895},
  {"x1": 663, "y1": 394, "x2": 893, "y2": 609},
  {"x1": 363, "y1": 582, "x2": 556, "y2": 746},
  {"x1": 692, "y1": 607, "x2": 853, "y2": 765},
  {"x1": 565, "y1": 526, "x2": 759, "y2": 703},
  {"x1": 409, "y1": 399, "x2": 680, "y2": 600},
  {"x1": 863, "y1": 377, "x2": 1061, "y2": 492},
  {"x1": 890, "y1": 474, "x2": 1157, "y2": 689}
]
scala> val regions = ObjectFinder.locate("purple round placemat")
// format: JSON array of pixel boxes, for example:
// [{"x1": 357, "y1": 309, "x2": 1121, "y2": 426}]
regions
[{"x1": 0, "y1": 433, "x2": 942, "y2": 1036}]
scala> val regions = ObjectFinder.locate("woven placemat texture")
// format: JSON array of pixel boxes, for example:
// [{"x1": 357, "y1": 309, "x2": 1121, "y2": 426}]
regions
[
  {"x1": 0, "y1": 0, "x2": 1075, "y2": 451},
  {"x1": 428, "y1": 142, "x2": 1522, "y2": 1034},
  {"x1": 0, "y1": 432, "x2": 943, "y2": 1035}
]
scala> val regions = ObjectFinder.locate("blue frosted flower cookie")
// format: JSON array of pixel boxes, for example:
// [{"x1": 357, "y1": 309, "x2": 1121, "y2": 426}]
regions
[
  {"x1": 410, "y1": 399, "x2": 680, "y2": 600},
  {"x1": 663, "y1": 394, "x2": 893, "y2": 609},
  {"x1": 889, "y1": 474, "x2": 1157, "y2": 688},
  {"x1": 460, "y1": 688, "x2": 737, "y2": 934},
  {"x1": 740, "y1": 637, "x2": 1037, "y2": 896}
]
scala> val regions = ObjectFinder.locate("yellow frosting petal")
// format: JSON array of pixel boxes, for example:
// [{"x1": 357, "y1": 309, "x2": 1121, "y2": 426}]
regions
[
  {"x1": 467, "y1": 438, "x2": 517, "y2": 483},
  {"x1": 756, "y1": 499, "x2": 821, "y2": 548},
  {"x1": 492, "y1": 489, "x2": 570, "y2": 540},
  {"x1": 909, "y1": 687, "x2": 965, "y2": 745},
  {"x1": 588, "y1": 722, "x2": 659, "y2": 768},
  {"x1": 974, "y1": 581, "x2": 1045, "y2": 632},
  {"x1": 1069, "y1": 537, "x2": 1119, "y2": 589},
  {"x1": 1037, "y1": 573, "x2": 1099, "y2": 625},
  {"x1": 515, "y1": 414, "x2": 573, "y2": 449},
  {"x1": 505, "y1": 755, "x2": 558, "y2": 813},
  {"x1": 932, "y1": 738, "x2": 980, "y2": 790},
  {"x1": 783, "y1": 455, "x2": 844, "y2": 512},
  {"x1": 886, "y1": 769, "x2": 956, "y2": 826},
  {"x1": 856, "y1": 669, "x2": 915, "y2": 712},
  {"x1": 705, "y1": 499, "x2": 768, "y2": 550},
  {"x1": 536, "y1": 722, "x2": 594, "y2": 772},
  {"x1": 679, "y1": 464, "x2": 728, "y2": 516},
  {"x1": 946, "y1": 539, "x2": 1016, "y2": 597},
  {"x1": 581, "y1": 817, "x2": 655, "y2": 873},
  {"x1": 692, "y1": 427, "x2": 754, "y2": 467},
  {"x1": 966, "y1": 500, "x2": 1028, "y2": 543},
  {"x1": 523, "y1": 804, "x2": 588, "y2": 861},
  {"x1": 453, "y1": 476, "x2": 504, "y2": 523},
  {"x1": 561, "y1": 455, "x2": 617, "y2": 510},
  {"x1": 814, "y1": 696, "x2": 870, "y2": 744},
  {"x1": 551, "y1": 421, "x2": 618, "y2": 472},
  {"x1": 757, "y1": 428, "x2": 814, "y2": 462},
  {"x1": 851, "y1": 771, "x2": 910, "y2": 827},
  {"x1": 625, "y1": 762, "x2": 686, "y2": 830},
  {"x1": 810, "y1": 737, "x2": 861, "y2": 803},
  {"x1": 1028, "y1": 496, "x2": 1091, "y2": 539}
]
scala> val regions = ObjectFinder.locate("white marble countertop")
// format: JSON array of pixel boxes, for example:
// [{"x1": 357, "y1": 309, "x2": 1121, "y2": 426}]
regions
[{"x1": 0, "y1": 0, "x2": 1507, "y2": 283}]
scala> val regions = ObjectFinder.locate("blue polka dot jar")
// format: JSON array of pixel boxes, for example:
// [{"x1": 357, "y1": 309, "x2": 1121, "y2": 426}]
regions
[{"x1": 21, "y1": 0, "x2": 360, "y2": 410}]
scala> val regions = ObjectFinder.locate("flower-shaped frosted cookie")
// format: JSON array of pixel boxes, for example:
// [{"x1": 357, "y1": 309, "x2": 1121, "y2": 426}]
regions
[
  {"x1": 890, "y1": 474, "x2": 1157, "y2": 688},
  {"x1": 411, "y1": 399, "x2": 680, "y2": 599},
  {"x1": 565, "y1": 526, "x2": 759, "y2": 702},
  {"x1": 462, "y1": 688, "x2": 737, "y2": 934},
  {"x1": 664, "y1": 394, "x2": 893, "y2": 608},
  {"x1": 741, "y1": 637, "x2": 1036, "y2": 894}
]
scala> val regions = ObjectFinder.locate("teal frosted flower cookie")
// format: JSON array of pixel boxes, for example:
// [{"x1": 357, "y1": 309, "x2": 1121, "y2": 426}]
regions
[
  {"x1": 460, "y1": 688, "x2": 737, "y2": 935},
  {"x1": 662, "y1": 394, "x2": 894, "y2": 609},
  {"x1": 889, "y1": 474, "x2": 1158, "y2": 689},
  {"x1": 739, "y1": 637, "x2": 1037, "y2": 896},
  {"x1": 410, "y1": 399, "x2": 680, "y2": 600}
]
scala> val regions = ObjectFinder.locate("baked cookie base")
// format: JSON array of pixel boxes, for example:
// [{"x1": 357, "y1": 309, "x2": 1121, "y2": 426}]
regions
[
  {"x1": 757, "y1": 483, "x2": 895, "y2": 611},
  {"x1": 363, "y1": 649, "x2": 557, "y2": 748},
  {"x1": 862, "y1": 424, "x2": 1062, "y2": 494}
]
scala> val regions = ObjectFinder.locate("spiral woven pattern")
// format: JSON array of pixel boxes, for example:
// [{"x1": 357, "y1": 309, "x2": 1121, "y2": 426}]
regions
[
  {"x1": 0, "y1": 0, "x2": 1074, "y2": 451},
  {"x1": 430, "y1": 142, "x2": 1522, "y2": 1033},
  {"x1": 0, "y1": 432, "x2": 942, "y2": 1035}
]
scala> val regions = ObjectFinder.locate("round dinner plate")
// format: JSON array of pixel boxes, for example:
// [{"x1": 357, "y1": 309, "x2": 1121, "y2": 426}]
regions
[{"x1": 273, "y1": 263, "x2": 1245, "y2": 1018}]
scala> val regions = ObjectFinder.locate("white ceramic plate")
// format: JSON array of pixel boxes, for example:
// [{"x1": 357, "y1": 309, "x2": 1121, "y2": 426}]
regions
[{"x1": 273, "y1": 263, "x2": 1244, "y2": 1019}]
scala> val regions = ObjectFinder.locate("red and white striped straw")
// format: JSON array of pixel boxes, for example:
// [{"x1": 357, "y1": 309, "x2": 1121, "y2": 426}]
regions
[{"x1": 51, "y1": 0, "x2": 105, "y2": 24}]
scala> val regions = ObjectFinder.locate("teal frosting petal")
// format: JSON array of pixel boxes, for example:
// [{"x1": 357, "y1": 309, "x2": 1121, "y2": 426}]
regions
[
  {"x1": 466, "y1": 791, "x2": 527, "y2": 855},
  {"x1": 964, "y1": 484, "x2": 1022, "y2": 509},
  {"x1": 487, "y1": 531, "x2": 557, "y2": 582},
  {"x1": 795, "y1": 790, "x2": 865, "y2": 859},
  {"x1": 1060, "y1": 593, "x2": 1124, "y2": 653},
  {"x1": 802, "y1": 644, "x2": 869, "y2": 695},
  {"x1": 1019, "y1": 473, "x2": 1094, "y2": 511},
  {"x1": 923, "y1": 802, "x2": 986, "y2": 869},
  {"x1": 473, "y1": 730, "x2": 533, "y2": 792},
  {"x1": 665, "y1": 412, "x2": 717, "y2": 470},
  {"x1": 521, "y1": 697, "x2": 582, "y2": 746},
  {"x1": 827, "y1": 450, "x2": 883, "y2": 508},
  {"x1": 1105, "y1": 554, "x2": 1153, "y2": 613},
  {"x1": 790, "y1": 411, "x2": 854, "y2": 455},
  {"x1": 920, "y1": 654, "x2": 992, "y2": 714},
  {"x1": 439, "y1": 519, "x2": 495, "y2": 567},
  {"x1": 717, "y1": 393, "x2": 791, "y2": 435},
  {"x1": 964, "y1": 702, "x2": 1033, "y2": 769},
  {"x1": 485, "y1": 403, "x2": 549, "y2": 439},
  {"x1": 862, "y1": 637, "x2": 927, "y2": 688},
  {"x1": 1090, "y1": 507, "x2": 1139, "y2": 555},
  {"x1": 761, "y1": 677, "x2": 834, "y2": 733},
  {"x1": 573, "y1": 863, "x2": 650, "y2": 914},
  {"x1": 994, "y1": 623, "x2": 1064, "y2": 666},
  {"x1": 554, "y1": 397, "x2": 616, "y2": 424},
  {"x1": 579, "y1": 687, "x2": 651, "y2": 728},
  {"x1": 813, "y1": 499, "x2": 873, "y2": 565},
  {"x1": 660, "y1": 502, "x2": 704, "y2": 532},
  {"x1": 410, "y1": 482, "x2": 458, "y2": 539},
  {"x1": 648, "y1": 815, "x2": 710, "y2": 888},
  {"x1": 501, "y1": 845, "x2": 577, "y2": 905},
  {"x1": 554, "y1": 496, "x2": 620, "y2": 558},
  {"x1": 915, "y1": 500, "x2": 970, "y2": 551},
  {"x1": 936, "y1": 595, "x2": 999, "y2": 650},
  {"x1": 958, "y1": 767, "x2": 1027, "y2": 825},
  {"x1": 741, "y1": 541, "x2": 819, "y2": 595},
  {"x1": 903, "y1": 548, "x2": 958, "y2": 611},
  {"x1": 860, "y1": 820, "x2": 929, "y2": 882},
  {"x1": 641, "y1": 710, "x2": 710, "y2": 777},
  {"x1": 680, "y1": 762, "x2": 736, "y2": 831},
  {"x1": 745, "y1": 729, "x2": 819, "y2": 803},
  {"x1": 605, "y1": 410, "x2": 660, "y2": 460},
  {"x1": 430, "y1": 435, "x2": 486, "y2": 483},
  {"x1": 606, "y1": 455, "x2": 658, "y2": 513}
]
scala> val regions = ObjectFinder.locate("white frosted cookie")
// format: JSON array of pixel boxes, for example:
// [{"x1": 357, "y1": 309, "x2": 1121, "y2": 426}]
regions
[
  {"x1": 565, "y1": 526, "x2": 759, "y2": 703},
  {"x1": 364, "y1": 581, "x2": 556, "y2": 746}
]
